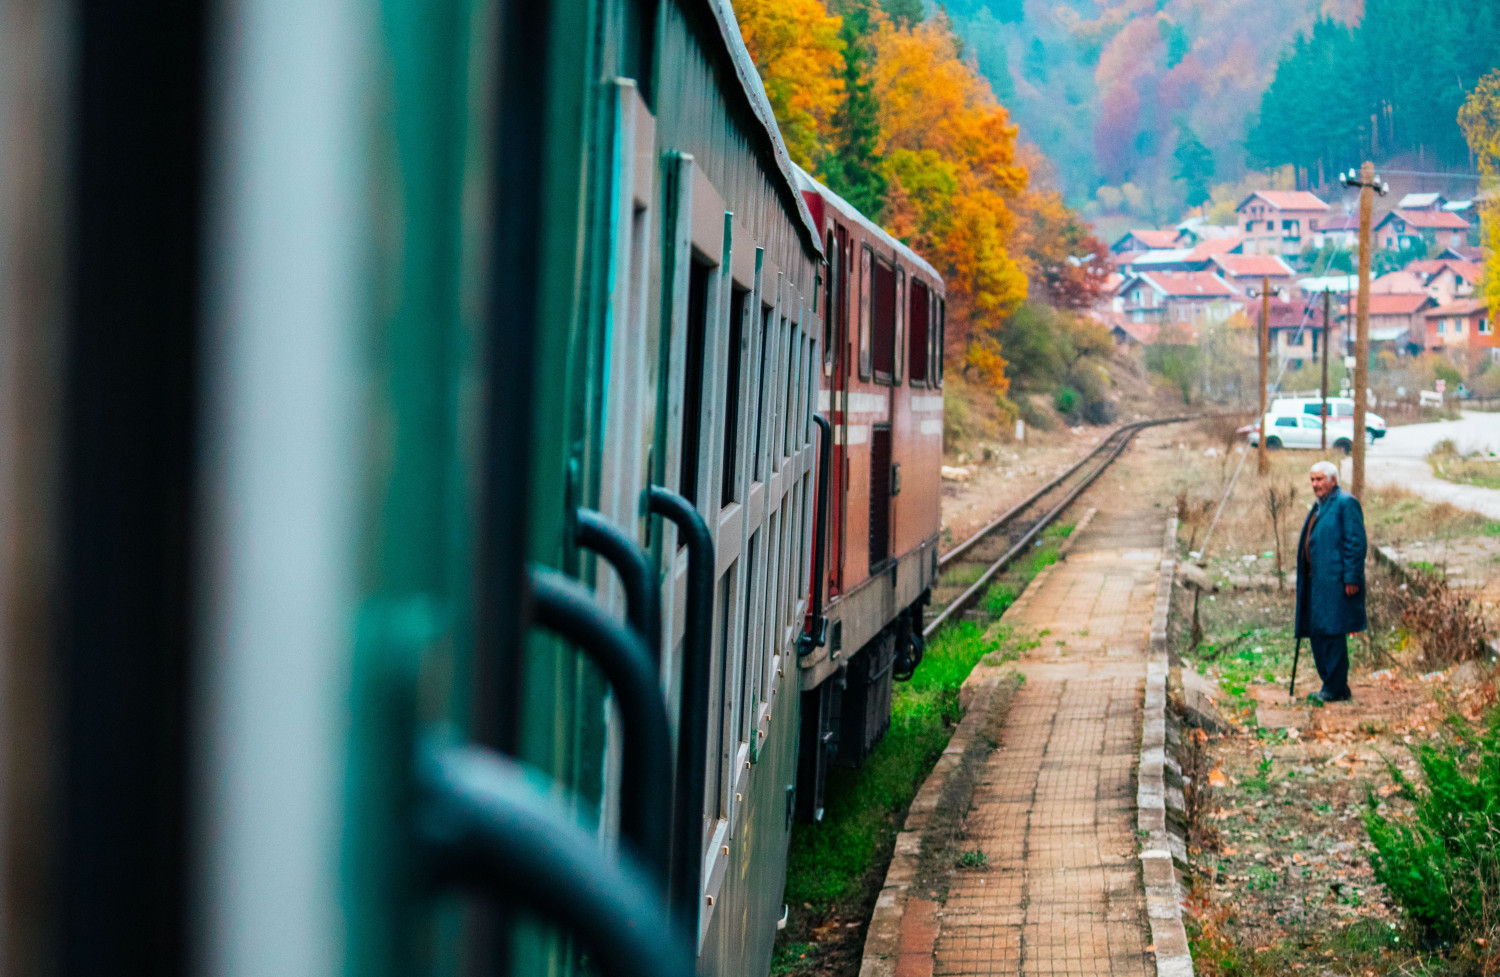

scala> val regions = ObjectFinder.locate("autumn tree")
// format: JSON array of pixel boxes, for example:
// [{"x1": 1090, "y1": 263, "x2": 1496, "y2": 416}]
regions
[
  {"x1": 1013, "y1": 188, "x2": 1110, "y2": 311},
  {"x1": 869, "y1": 12, "x2": 1028, "y2": 376},
  {"x1": 735, "y1": 0, "x2": 844, "y2": 170},
  {"x1": 1459, "y1": 69, "x2": 1500, "y2": 325}
]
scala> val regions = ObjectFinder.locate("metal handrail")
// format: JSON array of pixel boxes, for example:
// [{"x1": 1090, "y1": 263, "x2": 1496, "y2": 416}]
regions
[
  {"x1": 418, "y1": 744, "x2": 692, "y2": 977},
  {"x1": 798, "y1": 414, "x2": 832, "y2": 656},
  {"x1": 528, "y1": 567, "x2": 672, "y2": 889},
  {"x1": 576, "y1": 508, "x2": 662, "y2": 663},
  {"x1": 645, "y1": 485, "x2": 715, "y2": 933}
]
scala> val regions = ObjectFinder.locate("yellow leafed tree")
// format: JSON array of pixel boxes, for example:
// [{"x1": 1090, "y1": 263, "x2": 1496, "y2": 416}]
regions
[
  {"x1": 1458, "y1": 70, "x2": 1500, "y2": 322},
  {"x1": 869, "y1": 14, "x2": 1028, "y2": 375},
  {"x1": 735, "y1": 0, "x2": 845, "y2": 170}
]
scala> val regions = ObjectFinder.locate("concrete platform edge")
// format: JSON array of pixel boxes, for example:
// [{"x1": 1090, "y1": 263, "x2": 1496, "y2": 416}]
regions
[
  {"x1": 858, "y1": 677, "x2": 1001, "y2": 977},
  {"x1": 1140, "y1": 516, "x2": 1194, "y2": 977}
]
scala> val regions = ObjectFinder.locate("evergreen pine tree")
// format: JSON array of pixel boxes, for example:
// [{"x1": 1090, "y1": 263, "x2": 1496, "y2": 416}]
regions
[
  {"x1": 823, "y1": 2, "x2": 887, "y2": 218},
  {"x1": 1172, "y1": 126, "x2": 1215, "y2": 208}
]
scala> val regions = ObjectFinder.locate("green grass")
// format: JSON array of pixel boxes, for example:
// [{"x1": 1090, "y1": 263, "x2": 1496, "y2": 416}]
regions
[{"x1": 774, "y1": 622, "x2": 1009, "y2": 973}]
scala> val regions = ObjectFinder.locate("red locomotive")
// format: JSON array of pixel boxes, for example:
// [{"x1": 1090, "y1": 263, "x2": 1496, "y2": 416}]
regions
[{"x1": 794, "y1": 167, "x2": 947, "y2": 819}]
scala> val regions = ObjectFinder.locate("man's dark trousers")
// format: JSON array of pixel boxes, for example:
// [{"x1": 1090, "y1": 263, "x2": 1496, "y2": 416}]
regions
[{"x1": 1310, "y1": 634, "x2": 1350, "y2": 700}]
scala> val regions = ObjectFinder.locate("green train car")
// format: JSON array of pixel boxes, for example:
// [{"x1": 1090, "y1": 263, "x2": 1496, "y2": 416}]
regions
[{"x1": 0, "y1": 1, "x2": 830, "y2": 976}]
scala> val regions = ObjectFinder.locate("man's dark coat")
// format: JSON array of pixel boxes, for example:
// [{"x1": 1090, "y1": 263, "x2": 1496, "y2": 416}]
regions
[{"x1": 1294, "y1": 485, "x2": 1368, "y2": 638}]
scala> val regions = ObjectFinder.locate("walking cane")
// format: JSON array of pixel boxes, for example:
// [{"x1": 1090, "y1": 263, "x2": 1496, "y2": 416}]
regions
[{"x1": 1288, "y1": 637, "x2": 1302, "y2": 699}]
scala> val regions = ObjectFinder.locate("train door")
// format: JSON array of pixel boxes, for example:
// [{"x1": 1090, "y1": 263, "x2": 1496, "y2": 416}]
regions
[
  {"x1": 868, "y1": 253, "x2": 897, "y2": 569},
  {"x1": 824, "y1": 224, "x2": 850, "y2": 595}
]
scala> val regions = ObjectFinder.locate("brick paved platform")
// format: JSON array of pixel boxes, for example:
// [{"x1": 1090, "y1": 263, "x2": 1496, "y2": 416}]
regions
[{"x1": 927, "y1": 504, "x2": 1167, "y2": 977}]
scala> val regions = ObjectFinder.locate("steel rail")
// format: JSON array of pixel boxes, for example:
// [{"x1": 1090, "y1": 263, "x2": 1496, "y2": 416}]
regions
[{"x1": 924, "y1": 415, "x2": 1197, "y2": 640}]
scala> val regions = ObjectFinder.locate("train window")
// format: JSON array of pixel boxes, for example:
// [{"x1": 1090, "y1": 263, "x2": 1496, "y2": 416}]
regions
[
  {"x1": 893, "y1": 267, "x2": 906, "y2": 384},
  {"x1": 871, "y1": 255, "x2": 895, "y2": 382},
  {"x1": 713, "y1": 565, "x2": 738, "y2": 821},
  {"x1": 763, "y1": 512, "x2": 782, "y2": 709},
  {"x1": 782, "y1": 319, "x2": 797, "y2": 458},
  {"x1": 740, "y1": 533, "x2": 760, "y2": 748},
  {"x1": 722, "y1": 285, "x2": 748, "y2": 507},
  {"x1": 909, "y1": 280, "x2": 930, "y2": 384},
  {"x1": 752, "y1": 305, "x2": 772, "y2": 481},
  {"x1": 937, "y1": 298, "x2": 946, "y2": 385},
  {"x1": 621, "y1": 0, "x2": 659, "y2": 109},
  {"x1": 858, "y1": 246, "x2": 872, "y2": 379},
  {"x1": 680, "y1": 257, "x2": 713, "y2": 509},
  {"x1": 823, "y1": 232, "x2": 838, "y2": 371}
]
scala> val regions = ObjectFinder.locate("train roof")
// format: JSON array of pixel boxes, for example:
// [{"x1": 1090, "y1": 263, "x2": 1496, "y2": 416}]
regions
[
  {"x1": 705, "y1": 0, "x2": 824, "y2": 260},
  {"x1": 791, "y1": 164, "x2": 944, "y2": 288}
]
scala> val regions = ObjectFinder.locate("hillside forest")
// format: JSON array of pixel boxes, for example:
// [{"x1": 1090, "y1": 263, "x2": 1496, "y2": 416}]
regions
[{"x1": 736, "y1": 0, "x2": 1118, "y2": 430}]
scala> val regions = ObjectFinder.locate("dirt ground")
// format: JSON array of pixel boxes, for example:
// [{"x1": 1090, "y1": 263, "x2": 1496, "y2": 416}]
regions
[{"x1": 1158, "y1": 419, "x2": 1500, "y2": 976}]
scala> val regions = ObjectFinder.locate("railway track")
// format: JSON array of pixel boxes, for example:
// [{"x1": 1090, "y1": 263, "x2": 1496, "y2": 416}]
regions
[{"x1": 923, "y1": 415, "x2": 1197, "y2": 640}]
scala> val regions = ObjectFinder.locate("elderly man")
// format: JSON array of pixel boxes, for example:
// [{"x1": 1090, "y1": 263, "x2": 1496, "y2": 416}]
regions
[{"x1": 1293, "y1": 461, "x2": 1367, "y2": 702}]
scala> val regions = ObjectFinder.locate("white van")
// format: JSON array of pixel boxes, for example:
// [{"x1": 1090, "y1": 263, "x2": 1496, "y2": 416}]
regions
[
  {"x1": 1248, "y1": 413, "x2": 1367, "y2": 454},
  {"x1": 1270, "y1": 397, "x2": 1386, "y2": 439}
]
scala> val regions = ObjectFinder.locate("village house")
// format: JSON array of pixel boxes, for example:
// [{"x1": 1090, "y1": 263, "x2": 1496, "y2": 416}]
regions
[
  {"x1": 1311, "y1": 214, "x2": 1360, "y2": 250},
  {"x1": 1365, "y1": 292, "x2": 1437, "y2": 351},
  {"x1": 1405, "y1": 258, "x2": 1481, "y2": 303},
  {"x1": 1257, "y1": 297, "x2": 1335, "y2": 368},
  {"x1": 1421, "y1": 299, "x2": 1496, "y2": 353},
  {"x1": 1109, "y1": 229, "x2": 1181, "y2": 254},
  {"x1": 1374, "y1": 208, "x2": 1470, "y2": 251},
  {"x1": 1116, "y1": 270, "x2": 1241, "y2": 326},
  {"x1": 1397, "y1": 192, "x2": 1447, "y2": 211},
  {"x1": 1209, "y1": 253, "x2": 1296, "y2": 295},
  {"x1": 1175, "y1": 218, "x2": 1242, "y2": 247},
  {"x1": 1236, "y1": 190, "x2": 1329, "y2": 255}
]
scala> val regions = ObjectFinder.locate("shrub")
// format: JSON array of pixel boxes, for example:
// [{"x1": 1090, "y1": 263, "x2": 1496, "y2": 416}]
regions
[
  {"x1": 1054, "y1": 385, "x2": 1080, "y2": 416},
  {"x1": 1364, "y1": 712, "x2": 1500, "y2": 953}
]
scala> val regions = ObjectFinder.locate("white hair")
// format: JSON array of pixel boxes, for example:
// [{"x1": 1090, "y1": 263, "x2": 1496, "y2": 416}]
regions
[{"x1": 1310, "y1": 461, "x2": 1339, "y2": 481}]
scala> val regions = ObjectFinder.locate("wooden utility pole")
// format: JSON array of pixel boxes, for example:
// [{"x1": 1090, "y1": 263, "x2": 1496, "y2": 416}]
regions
[
  {"x1": 1258, "y1": 275, "x2": 1270, "y2": 476},
  {"x1": 1320, "y1": 288, "x2": 1331, "y2": 451},
  {"x1": 1352, "y1": 161, "x2": 1376, "y2": 500}
]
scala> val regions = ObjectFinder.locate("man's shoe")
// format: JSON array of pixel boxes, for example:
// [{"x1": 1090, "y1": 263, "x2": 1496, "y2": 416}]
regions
[{"x1": 1325, "y1": 692, "x2": 1352, "y2": 703}]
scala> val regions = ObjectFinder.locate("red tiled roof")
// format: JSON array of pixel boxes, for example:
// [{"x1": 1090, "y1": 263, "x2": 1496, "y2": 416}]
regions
[
  {"x1": 1139, "y1": 271, "x2": 1238, "y2": 298},
  {"x1": 1381, "y1": 208, "x2": 1470, "y2": 230},
  {"x1": 1443, "y1": 245, "x2": 1484, "y2": 261},
  {"x1": 1406, "y1": 258, "x2": 1482, "y2": 282},
  {"x1": 1210, "y1": 253, "x2": 1293, "y2": 277},
  {"x1": 1317, "y1": 215, "x2": 1361, "y2": 231},
  {"x1": 1370, "y1": 270, "x2": 1426, "y2": 294},
  {"x1": 1367, "y1": 293, "x2": 1434, "y2": 315},
  {"x1": 1424, "y1": 299, "x2": 1487, "y2": 318},
  {"x1": 1111, "y1": 250, "x2": 1147, "y2": 267},
  {"x1": 1238, "y1": 190, "x2": 1329, "y2": 212},
  {"x1": 1128, "y1": 229, "x2": 1182, "y2": 250},
  {"x1": 1185, "y1": 236, "x2": 1243, "y2": 261}
]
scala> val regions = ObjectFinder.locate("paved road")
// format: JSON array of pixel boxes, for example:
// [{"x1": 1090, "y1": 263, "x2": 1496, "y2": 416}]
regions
[{"x1": 1346, "y1": 410, "x2": 1500, "y2": 520}]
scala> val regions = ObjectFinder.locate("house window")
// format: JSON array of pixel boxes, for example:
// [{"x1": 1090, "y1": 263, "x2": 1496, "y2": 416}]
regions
[
  {"x1": 1436, "y1": 320, "x2": 1445, "y2": 335},
  {"x1": 1480, "y1": 318, "x2": 1492, "y2": 335}
]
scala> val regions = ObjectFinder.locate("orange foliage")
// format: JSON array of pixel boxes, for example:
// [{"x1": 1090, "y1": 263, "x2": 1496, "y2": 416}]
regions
[
  {"x1": 965, "y1": 336, "x2": 1012, "y2": 396},
  {"x1": 736, "y1": 0, "x2": 845, "y2": 170},
  {"x1": 1013, "y1": 188, "x2": 1112, "y2": 311},
  {"x1": 869, "y1": 14, "x2": 1028, "y2": 373}
]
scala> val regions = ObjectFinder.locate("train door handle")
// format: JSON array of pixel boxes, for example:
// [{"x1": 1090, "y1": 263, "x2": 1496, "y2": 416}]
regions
[
  {"x1": 418, "y1": 744, "x2": 692, "y2": 977},
  {"x1": 575, "y1": 507, "x2": 662, "y2": 663},
  {"x1": 527, "y1": 567, "x2": 672, "y2": 891},
  {"x1": 891, "y1": 462, "x2": 901, "y2": 496},
  {"x1": 645, "y1": 485, "x2": 714, "y2": 934}
]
